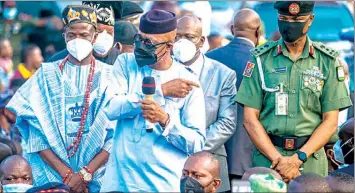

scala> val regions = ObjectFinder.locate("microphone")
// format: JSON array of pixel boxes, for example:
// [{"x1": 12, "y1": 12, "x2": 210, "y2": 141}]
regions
[{"x1": 142, "y1": 77, "x2": 156, "y2": 133}]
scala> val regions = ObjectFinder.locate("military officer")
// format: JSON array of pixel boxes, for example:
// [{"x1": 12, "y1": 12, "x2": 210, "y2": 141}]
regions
[{"x1": 236, "y1": 1, "x2": 352, "y2": 182}]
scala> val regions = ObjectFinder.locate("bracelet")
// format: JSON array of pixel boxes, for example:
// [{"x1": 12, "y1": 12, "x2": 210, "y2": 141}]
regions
[
  {"x1": 62, "y1": 168, "x2": 73, "y2": 183},
  {"x1": 83, "y1": 166, "x2": 93, "y2": 175}
]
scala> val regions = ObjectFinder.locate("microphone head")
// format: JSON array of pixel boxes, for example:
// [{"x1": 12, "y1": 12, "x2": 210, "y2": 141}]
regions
[{"x1": 142, "y1": 76, "x2": 156, "y2": 95}]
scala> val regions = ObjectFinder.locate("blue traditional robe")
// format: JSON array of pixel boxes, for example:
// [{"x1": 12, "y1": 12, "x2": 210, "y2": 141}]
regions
[
  {"x1": 101, "y1": 53, "x2": 206, "y2": 192},
  {"x1": 6, "y1": 60, "x2": 116, "y2": 192}
]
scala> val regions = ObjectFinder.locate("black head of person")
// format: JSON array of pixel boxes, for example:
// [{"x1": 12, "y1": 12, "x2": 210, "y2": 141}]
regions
[
  {"x1": 274, "y1": 1, "x2": 315, "y2": 43},
  {"x1": 0, "y1": 155, "x2": 33, "y2": 185}
]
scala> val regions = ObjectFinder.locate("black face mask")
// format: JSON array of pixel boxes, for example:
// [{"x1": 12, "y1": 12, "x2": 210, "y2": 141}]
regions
[
  {"x1": 133, "y1": 34, "x2": 169, "y2": 67},
  {"x1": 180, "y1": 177, "x2": 205, "y2": 193},
  {"x1": 278, "y1": 19, "x2": 309, "y2": 43}
]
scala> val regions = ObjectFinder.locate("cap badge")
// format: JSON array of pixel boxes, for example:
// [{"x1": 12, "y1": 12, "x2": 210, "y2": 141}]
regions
[
  {"x1": 289, "y1": 3, "x2": 300, "y2": 15},
  {"x1": 67, "y1": 8, "x2": 81, "y2": 23}
]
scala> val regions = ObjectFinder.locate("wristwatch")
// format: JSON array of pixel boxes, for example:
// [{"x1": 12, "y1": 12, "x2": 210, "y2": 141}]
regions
[
  {"x1": 296, "y1": 150, "x2": 307, "y2": 163},
  {"x1": 79, "y1": 168, "x2": 92, "y2": 182}
]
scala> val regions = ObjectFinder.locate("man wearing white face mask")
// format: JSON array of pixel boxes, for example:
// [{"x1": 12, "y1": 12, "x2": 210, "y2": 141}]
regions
[
  {"x1": 6, "y1": 5, "x2": 117, "y2": 192},
  {"x1": 48, "y1": 1, "x2": 122, "y2": 66},
  {"x1": 174, "y1": 15, "x2": 237, "y2": 192}
]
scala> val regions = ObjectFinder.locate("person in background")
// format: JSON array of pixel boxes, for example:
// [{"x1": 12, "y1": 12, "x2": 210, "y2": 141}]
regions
[
  {"x1": 330, "y1": 118, "x2": 354, "y2": 177},
  {"x1": 324, "y1": 135, "x2": 340, "y2": 174},
  {"x1": 0, "y1": 39, "x2": 14, "y2": 91},
  {"x1": 180, "y1": 151, "x2": 221, "y2": 193},
  {"x1": 26, "y1": 182, "x2": 70, "y2": 193},
  {"x1": 175, "y1": 15, "x2": 237, "y2": 192},
  {"x1": 287, "y1": 173, "x2": 332, "y2": 192},
  {"x1": 7, "y1": 5, "x2": 117, "y2": 192},
  {"x1": 101, "y1": 10, "x2": 206, "y2": 192},
  {"x1": 9, "y1": 44, "x2": 43, "y2": 89},
  {"x1": 241, "y1": 167, "x2": 282, "y2": 181},
  {"x1": 47, "y1": 1, "x2": 122, "y2": 66},
  {"x1": 257, "y1": 22, "x2": 267, "y2": 46},
  {"x1": 326, "y1": 172, "x2": 354, "y2": 193},
  {"x1": 114, "y1": 21, "x2": 137, "y2": 54},
  {"x1": 118, "y1": 1, "x2": 144, "y2": 29},
  {"x1": 236, "y1": 1, "x2": 352, "y2": 182},
  {"x1": 207, "y1": 34, "x2": 230, "y2": 52},
  {"x1": 206, "y1": 8, "x2": 261, "y2": 182},
  {"x1": 151, "y1": 1, "x2": 181, "y2": 18},
  {"x1": 0, "y1": 155, "x2": 33, "y2": 193},
  {"x1": 0, "y1": 89, "x2": 15, "y2": 136}
]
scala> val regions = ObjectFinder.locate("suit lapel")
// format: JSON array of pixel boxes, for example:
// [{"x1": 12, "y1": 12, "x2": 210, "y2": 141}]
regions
[{"x1": 199, "y1": 55, "x2": 216, "y2": 96}]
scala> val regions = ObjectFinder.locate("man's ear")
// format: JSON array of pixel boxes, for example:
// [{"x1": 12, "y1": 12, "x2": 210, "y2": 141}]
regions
[
  {"x1": 230, "y1": 25, "x2": 234, "y2": 36},
  {"x1": 326, "y1": 148, "x2": 334, "y2": 159},
  {"x1": 92, "y1": 32, "x2": 98, "y2": 44},
  {"x1": 199, "y1": 36, "x2": 206, "y2": 48},
  {"x1": 309, "y1": 14, "x2": 315, "y2": 26},
  {"x1": 115, "y1": 42, "x2": 122, "y2": 52},
  {"x1": 213, "y1": 179, "x2": 222, "y2": 191}
]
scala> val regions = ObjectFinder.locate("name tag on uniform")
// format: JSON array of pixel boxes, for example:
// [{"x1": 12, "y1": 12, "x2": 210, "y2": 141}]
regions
[{"x1": 275, "y1": 92, "x2": 288, "y2": 115}]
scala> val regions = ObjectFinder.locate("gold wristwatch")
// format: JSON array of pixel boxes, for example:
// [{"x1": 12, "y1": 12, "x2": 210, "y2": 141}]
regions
[{"x1": 79, "y1": 169, "x2": 93, "y2": 182}]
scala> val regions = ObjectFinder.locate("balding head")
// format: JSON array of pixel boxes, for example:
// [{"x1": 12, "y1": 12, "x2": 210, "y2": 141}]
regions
[
  {"x1": 326, "y1": 172, "x2": 354, "y2": 192},
  {"x1": 182, "y1": 151, "x2": 221, "y2": 193},
  {"x1": 176, "y1": 15, "x2": 205, "y2": 50},
  {"x1": 231, "y1": 8, "x2": 261, "y2": 46},
  {"x1": 0, "y1": 155, "x2": 33, "y2": 185},
  {"x1": 288, "y1": 173, "x2": 332, "y2": 193}
]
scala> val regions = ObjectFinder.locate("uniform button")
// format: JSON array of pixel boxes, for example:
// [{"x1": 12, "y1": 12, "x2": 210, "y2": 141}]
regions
[
  {"x1": 289, "y1": 113, "x2": 294, "y2": 118},
  {"x1": 291, "y1": 90, "x2": 296, "y2": 94}
]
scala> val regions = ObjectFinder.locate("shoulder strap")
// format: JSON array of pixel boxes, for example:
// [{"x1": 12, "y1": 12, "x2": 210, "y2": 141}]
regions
[
  {"x1": 250, "y1": 41, "x2": 278, "y2": 57},
  {"x1": 312, "y1": 42, "x2": 340, "y2": 59}
]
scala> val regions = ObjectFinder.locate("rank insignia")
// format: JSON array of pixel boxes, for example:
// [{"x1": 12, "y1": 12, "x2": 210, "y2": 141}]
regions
[
  {"x1": 243, "y1": 62, "x2": 255, "y2": 78},
  {"x1": 289, "y1": 3, "x2": 300, "y2": 15}
]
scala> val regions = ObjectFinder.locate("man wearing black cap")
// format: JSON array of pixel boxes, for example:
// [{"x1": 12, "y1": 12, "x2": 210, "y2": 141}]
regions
[
  {"x1": 102, "y1": 10, "x2": 206, "y2": 192},
  {"x1": 7, "y1": 5, "x2": 117, "y2": 192},
  {"x1": 118, "y1": 1, "x2": 144, "y2": 29},
  {"x1": 236, "y1": 1, "x2": 352, "y2": 182},
  {"x1": 47, "y1": 1, "x2": 122, "y2": 65},
  {"x1": 113, "y1": 21, "x2": 137, "y2": 54}
]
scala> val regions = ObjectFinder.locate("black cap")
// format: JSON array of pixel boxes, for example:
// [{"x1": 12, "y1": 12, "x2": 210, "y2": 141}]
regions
[
  {"x1": 62, "y1": 5, "x2": 97, "y2": 28},
  {"x1": 274, "y1": 1, "x2": 315, "y2": 16},
  {"x1": 114, "y1": 21, "x2": 138, "y2": 45},
  {"x1": 120, "y1": 1, "x2": 143, "y2": 20},
  {"x1": 139, "y1": 9, "x2": 177, "y2": 34},
  {"x1": 339, "y1": 118, "x2": 354, "y2": 141},
  {"x1": 82, "y1": 1, "x2": 123, "y2": 26}
]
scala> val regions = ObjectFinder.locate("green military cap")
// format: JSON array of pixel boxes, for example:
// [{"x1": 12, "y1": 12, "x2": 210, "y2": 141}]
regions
[
  {"x1": 274, "y1": 1, "x2": 315, "y2": 16},
  {"x1": 82, "y1": 1, "x2": 123, "y2": 26},
  {"x1": 62, "y1": 5, "x2": 97, "y2": 29}
]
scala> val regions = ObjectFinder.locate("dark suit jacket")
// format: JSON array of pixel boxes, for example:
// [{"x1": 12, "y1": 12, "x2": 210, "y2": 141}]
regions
[
  {"x1": 206, "y1": 37, "x2": 255, "y2": 176},
  {"x1": 330, "y1": 164, "x2": 354, "y2": 177}
]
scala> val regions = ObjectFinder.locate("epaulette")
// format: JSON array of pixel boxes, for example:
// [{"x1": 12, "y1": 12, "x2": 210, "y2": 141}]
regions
[
  {"x1": 250, "y1": 41, "x2": 278, "y2": 57},
  {"x1": 312, "y1": 42, "x2": 340, "y2": 59}
]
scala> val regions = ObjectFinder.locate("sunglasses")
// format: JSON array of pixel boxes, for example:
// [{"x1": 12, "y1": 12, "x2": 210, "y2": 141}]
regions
[{"x1": 134, "y1": 34, "x2": 171, "y2": 49}]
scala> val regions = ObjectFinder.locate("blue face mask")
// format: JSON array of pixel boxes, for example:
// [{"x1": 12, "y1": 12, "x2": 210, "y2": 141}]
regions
[
  {"x1": 3, "y1": 8, "x2": 18, "y2": 20},
  {"x1": 333, "y1": 137, "x2": 354, "y2": 164}
]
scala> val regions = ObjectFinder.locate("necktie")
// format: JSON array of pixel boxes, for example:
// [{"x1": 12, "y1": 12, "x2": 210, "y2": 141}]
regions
[{"x1": 185, "y1": 66, "x2": 196, "y2": 75}]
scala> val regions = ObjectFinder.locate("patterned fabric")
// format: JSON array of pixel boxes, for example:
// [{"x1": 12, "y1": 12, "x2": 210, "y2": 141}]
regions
[
  {"x1": 6, "y1": 60, "x2": 116, "y2": 192},
  {"x1": 101, "y1": 53, "x2": 206, "y2": 192}
]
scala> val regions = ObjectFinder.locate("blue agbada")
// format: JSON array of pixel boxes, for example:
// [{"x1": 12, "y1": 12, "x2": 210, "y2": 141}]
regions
[
  {"x1": 101, "y1": 53, "x2": 206, "y2": 192},
  {"x1": 6, "y1": 60, "x2": 116, "y2": 192}
]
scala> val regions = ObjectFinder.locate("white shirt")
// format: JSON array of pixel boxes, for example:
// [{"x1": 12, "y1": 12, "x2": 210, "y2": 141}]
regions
[{"x1": 187, "y1": 52, "x2": 204, "y2": 78}]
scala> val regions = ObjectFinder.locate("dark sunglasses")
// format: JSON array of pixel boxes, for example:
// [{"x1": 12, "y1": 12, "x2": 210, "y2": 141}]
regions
[{"x1": 134, "y1": 34, "x2": 171, "y2": 49}]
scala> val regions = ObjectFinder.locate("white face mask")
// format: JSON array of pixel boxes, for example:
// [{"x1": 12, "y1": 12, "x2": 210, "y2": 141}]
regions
[
  {"x1": 173, "y1": 39, "x2": 197, "y2": 63},
  {"x1": 2, "y1": 184, "x2": 33, "y2": 193},
  {"x1": 66, "y1": 38, "x2": 93, "y2": 62},
  {"x1": 93, "y1": 30, "x2": 114, "y2": 55}
]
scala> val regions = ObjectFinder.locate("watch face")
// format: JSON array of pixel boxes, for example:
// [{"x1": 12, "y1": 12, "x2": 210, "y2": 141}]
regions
[
  {"x1": 83, "y1": 173, "x2": 92, "y2": 181},
  {"x1": 299, "y1": 152, "x2": 307, "y2": 161}
]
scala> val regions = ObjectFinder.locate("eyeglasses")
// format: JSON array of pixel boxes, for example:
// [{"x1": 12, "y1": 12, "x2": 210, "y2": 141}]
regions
[
  {"x1": 134, "y1": 34, "x2": 170, "y2": 49},
  {"x1": 175, "y1": 34, "x2": 200, "y2": 44}
]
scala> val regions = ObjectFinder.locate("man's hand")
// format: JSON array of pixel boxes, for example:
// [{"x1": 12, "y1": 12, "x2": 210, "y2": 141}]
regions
[
  {"x1": 271, "y1": 155, "x2": 302, "y2": 183},
  {"x1": 67, "y1": 173, "x2": 87, "y2": 193},
  {"x1": 162, "y1": 78, "x2": 200, "y2": 98},
  {"x1": 140, "y1": 99, "x2": 169, "y2": 125}
]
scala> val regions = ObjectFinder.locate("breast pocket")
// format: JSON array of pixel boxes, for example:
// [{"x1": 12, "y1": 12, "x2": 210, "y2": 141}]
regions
[{"x1": 300, "y1": 74, "x2": 323, "y2": 112}]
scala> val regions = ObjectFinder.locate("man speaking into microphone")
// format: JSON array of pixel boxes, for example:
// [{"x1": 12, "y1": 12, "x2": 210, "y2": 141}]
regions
[{"x1": 102, "y1": 10, "x2": 206, "y2": 192}]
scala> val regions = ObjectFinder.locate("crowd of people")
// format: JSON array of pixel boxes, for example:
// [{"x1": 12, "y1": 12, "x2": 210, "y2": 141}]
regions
[{"x1": 0, "y1": 1, "x2": 353, "y2": 193}]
